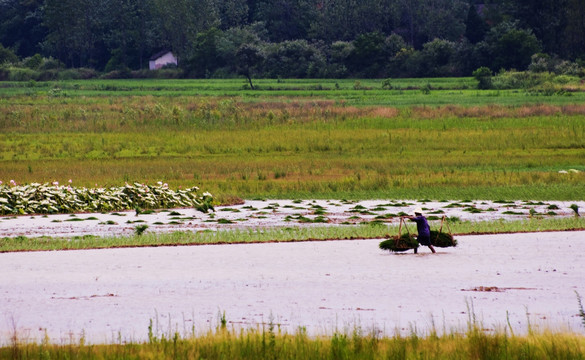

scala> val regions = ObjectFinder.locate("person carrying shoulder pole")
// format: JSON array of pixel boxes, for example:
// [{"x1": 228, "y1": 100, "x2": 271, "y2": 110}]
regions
[{"x1": 403, "y1": 207, "x2": 436, "y2": 254}]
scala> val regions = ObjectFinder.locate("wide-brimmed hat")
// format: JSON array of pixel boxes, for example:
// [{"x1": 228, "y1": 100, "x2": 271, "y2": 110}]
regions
[{"x1": 413, "y1": 207, "x2": 423, "y2": 215}]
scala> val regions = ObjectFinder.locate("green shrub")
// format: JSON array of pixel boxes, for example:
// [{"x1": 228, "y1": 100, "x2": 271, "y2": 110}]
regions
[
  {"x1": 101, "y1": 68, "x2": 132, "y2": 79},
  {"x1": 23, "y1": 54, "x2": 43, "y2": 70},
  {"x1": 7, "y1": 67, "x2": 38, "y2": 81},
  {"x1": 39, "y1": 57, "x2": 64, "y2": 70},
  {"x1": 472, "y1": 67, "x2": 493, "y2": 89},
  {"x1": 58, "y1": 68, "x2": 99, "y2": 80},
  {"x1": 0, "y1": 43, "x2": 18, "y2": 64},
  {"x1": 492, "y1": 70, "x2": 551, "y2": 89}
]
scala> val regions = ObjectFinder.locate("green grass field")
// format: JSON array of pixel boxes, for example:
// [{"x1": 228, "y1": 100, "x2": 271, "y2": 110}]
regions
[{"x1": 2, "y1": 78, "x2": 585, "y2": 201}]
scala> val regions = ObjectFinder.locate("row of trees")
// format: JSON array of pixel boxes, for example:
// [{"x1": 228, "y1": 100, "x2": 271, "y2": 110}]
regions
[{"x1": 1, "y1": 0, "x2": 584, "y2": 78}]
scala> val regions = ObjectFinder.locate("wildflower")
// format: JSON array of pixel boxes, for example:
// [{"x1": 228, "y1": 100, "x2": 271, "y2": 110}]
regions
[
  {"x1": 10, "y1": 180, "x2": 16, "y2": 185},
  {"x1": 53, "y1": 181, "x2": 59, "y2": 186},
  {"x1": 68, "y1": 179, "x2": 73, "y2": 183}
]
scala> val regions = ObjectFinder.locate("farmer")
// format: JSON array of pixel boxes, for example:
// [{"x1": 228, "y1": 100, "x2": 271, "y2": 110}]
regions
[{"x1": 404, "y1": 208, "x2": 436, "y2": 254}]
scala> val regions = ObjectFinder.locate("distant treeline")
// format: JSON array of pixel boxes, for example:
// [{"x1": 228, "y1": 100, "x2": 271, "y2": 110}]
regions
[{"x1": 1, "y1": 0, "x2": 584, "y2": 79}]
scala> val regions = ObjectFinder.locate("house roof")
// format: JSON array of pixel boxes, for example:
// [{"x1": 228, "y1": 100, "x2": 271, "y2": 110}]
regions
[{"x1": 149, "y1": 50, "x2": 174, "y2": 61}]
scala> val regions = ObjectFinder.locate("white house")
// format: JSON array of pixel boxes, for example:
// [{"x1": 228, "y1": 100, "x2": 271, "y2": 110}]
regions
[{"x1": 149, "y1": 50, "x2": 178, "y2": 70}]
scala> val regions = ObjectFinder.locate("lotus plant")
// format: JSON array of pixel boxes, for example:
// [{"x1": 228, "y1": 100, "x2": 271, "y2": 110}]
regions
[{"x1": 0, "y1": 182, "x2": 213, "y2": 215}]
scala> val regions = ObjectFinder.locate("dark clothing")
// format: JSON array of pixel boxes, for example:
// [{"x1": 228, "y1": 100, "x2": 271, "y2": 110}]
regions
[
  {"x1": 417, "y1": 233, "x2": 431, "y2": 246},
  {"x1": 411, "y1": 215, "x2": 431, "y2": 245}
]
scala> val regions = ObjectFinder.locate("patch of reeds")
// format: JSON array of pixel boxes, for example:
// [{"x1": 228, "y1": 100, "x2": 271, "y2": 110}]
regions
[{"x1": 2, "y1": 321, "x2": 584, "y2": 359}]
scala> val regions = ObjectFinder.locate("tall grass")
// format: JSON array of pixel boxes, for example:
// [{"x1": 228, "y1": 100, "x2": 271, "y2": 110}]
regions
[
  {"x1": 2, "y1": 322, "x2": 584, "y2": 359},
  {"x1": 2, "y1": 217, "x2": 584, "y2": 252}
]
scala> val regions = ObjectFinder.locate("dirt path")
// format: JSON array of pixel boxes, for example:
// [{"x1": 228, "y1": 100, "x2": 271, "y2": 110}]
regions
[{"x1": 1, "y1": 231, "x2": 584, "y2": 344}]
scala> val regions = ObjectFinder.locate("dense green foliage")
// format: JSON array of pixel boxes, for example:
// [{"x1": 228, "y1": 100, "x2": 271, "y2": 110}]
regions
[{"x1": 1, "y1": 1, "x2": 585, "y2": 78}]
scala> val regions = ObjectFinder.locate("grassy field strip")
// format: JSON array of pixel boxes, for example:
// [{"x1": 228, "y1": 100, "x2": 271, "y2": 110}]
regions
[
  {"x1": 1, "y1": 215, "x2": 584, "y2": 253},
  {"x1": 1, "y1": 77, "x2": 584, "y2": 105}
]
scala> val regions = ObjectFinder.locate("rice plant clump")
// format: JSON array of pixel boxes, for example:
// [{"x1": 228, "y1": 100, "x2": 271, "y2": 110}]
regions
[
  {"x1": 380, "y1": 231, "x2": 456, "y2": 252},
  {"x1": 379, "y1": 233, "x2": 419, "y2": 252},
  {"x1": 0, "y1": 182, "x2": 213, "y2": 215},
  {"x1": 430, "y1": 231, "x2": 457, "y2": 247}
]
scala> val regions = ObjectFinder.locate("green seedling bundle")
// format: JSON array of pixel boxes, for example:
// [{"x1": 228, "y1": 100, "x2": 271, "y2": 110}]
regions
[{"x1": 379, "y1": 231, "x2": 457, "y2": 252}]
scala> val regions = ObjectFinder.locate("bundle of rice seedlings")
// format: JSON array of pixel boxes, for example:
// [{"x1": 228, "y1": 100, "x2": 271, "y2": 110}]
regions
[
  {"x1": 430, "y1": 230, "x2": 457, "y2": 247},
  {"x1": 379, "y1": 233, "x2": 419, "y2": 252}
]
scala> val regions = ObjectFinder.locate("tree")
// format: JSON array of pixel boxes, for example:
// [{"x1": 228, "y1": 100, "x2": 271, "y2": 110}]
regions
[
  {"x1": 43, "y1": 0, "x2": 109, "y2": 68},
  {"x1": 263, "y1": 40, "x2": 326, "y2": 78},
  {"x1": 418, "y1": 0, "x2": 467, "y2": 43},
  {"x1": 103, "y1": 0, "x2": 154, "y2": 70},
  {"x1": 327, "y1": 41, "x2": 354, "y2": 78},
  {"x1": 216, "y1": 24, "x2": 264, "y2": 74},
  {"x1": 150, "y1": 0, "x2": 218, "y2": 59},
  {"x1": 501, "y1": 0, "x2": 568, "y2": 56},
  {"x1": 186, "y1": 27, "x2": 223, "y2": 78},
  {"x1": 0, "y1": 43, "x2": 18, "y2": 64},
  {"x1": 563, "y1": 0, "x2": 585, "y2": 60},
  {"x1": 349, "y1": 32, "x2": 388, "y2": 77},
  {"x1": 0, "y1": 0, "x2": 46, "y2": 58},
  {"x1": 254, "y1": 0, "x2": 315, "y2": 41},
  {"x1": 421, "y1": 38, "x2": 457, "y2": 76},
  {"x1": 492, "y1": 27, "x2": 541, "y2": 70},
  {"x1": 236, "y1": 43, "x2": 265, "y2": 89},
  {"x1": 395, "y1": 0, "x2": 467, "y2": 48},
  {"x1": 384, "y1": 34, "x2": 408, "y2": 58},
  {"x1": 465, "y1": 2, "x2": 487, "y2": 43},
  {"x1": 309, "y1": 0, "x2": 399, "y2": 41},
  {"x1": 472, "y1": 66, "x2": 493, "y2": 89},
  {"x1": 218, "y1": 0, "x2": 249, "y2": 29}
]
